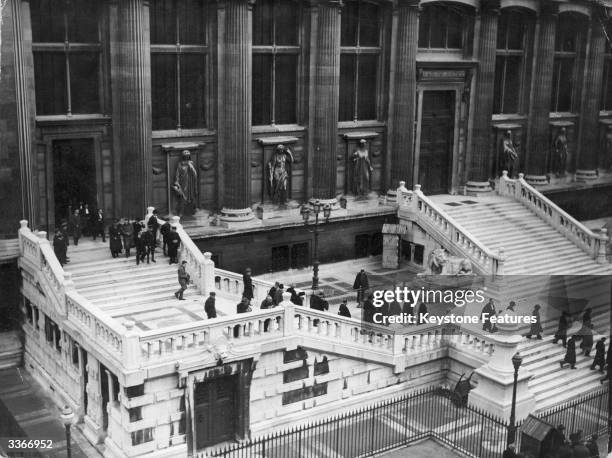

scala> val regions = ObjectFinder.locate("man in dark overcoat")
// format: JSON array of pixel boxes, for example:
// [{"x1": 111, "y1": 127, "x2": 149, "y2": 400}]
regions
[{"x1": 166, "y1": 226, "x2": 181, "y2": 264}]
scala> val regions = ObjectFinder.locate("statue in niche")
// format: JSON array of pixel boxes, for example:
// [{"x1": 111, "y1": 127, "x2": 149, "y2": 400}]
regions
[
  {"x1": 552, "y1": 127, "x2": 568, "y2": 176},
  {"x1": 605, "y1": 125, "x2": 612, "y2": 170},
  {"x1": 502, "y1": 130, "x2": 519, "y2": 178},
  {"x1": 172, "y1": 150, "x2": 198, "y2": 216},
  {"x1": 267, "y1": 144, "x2": 294, "y2": 206},
  {"x1": 352, "y1": 139, "x2": 374, "y2": 197}
]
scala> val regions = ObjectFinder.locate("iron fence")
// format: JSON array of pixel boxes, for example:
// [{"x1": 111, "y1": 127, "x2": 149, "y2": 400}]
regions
[
  {"x1": 537, "y1": 386, "x2": 609, "y2": 439},
  {"x1": 204, "y1": 387, "x2": 511, "y2": 458}
]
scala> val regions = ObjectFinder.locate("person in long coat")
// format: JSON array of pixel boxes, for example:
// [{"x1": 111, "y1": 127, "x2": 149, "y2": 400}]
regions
[
  {"x1": 592, "y1": 337, "x2": 606, "y2": 372},
  {"x1": 362, "y1": 293, "x2": 376, "y2": 324},
  {"x1": 525, "y1": 304, "x2": 543, "y2": 339},
  {"x1": 91, "y1": 209, "x2": 105, "y2": 242},
  {"x1": 560, "y1": 336, "x2": 577, "y2": 369},
  {"x1": 553, "y1": 311, "x2": 570, "y2": 347},
  {"x1": 160, "y1": 219, "x2": 171, "y2": 256},
  {"x1": 166, "y1": 226, "x2": 181, "y2": 264},
  {"x1": 120, "y1": 218, "x2": 134, "y2": 258},
  {"x1": 109, "y1": 220, "x2": 123, "y2": 258},
  {"x1": 53, "y1": 229, "x2": 67, "y2": 265},
  {"x1": 242, "y1": 268, "x2": 254, "y2": 301},
  {"x1": 338, "y1": 301, "x2": 351, "y2": 318},
  {"x1": 68, "y1": 210, "x2": 81, "y2": 246},
  {"x1": 579, "y1": 323, "x2": 594, "y2": 356},
  {"x1": 204, "y1": 292, "x2": 217, "y2": 319},
  {"x1": 353, "y1": 269, "x2": 369, "y2": 305},
  {"x1": 481, "y1": 298, "x2": 496, "y2": 332}
]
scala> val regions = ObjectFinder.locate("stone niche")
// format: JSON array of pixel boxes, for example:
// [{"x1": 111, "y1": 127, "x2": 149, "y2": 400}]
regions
[
  {"x1": 493, "y1": 123, "x2": 523, "y2": 178},
  {"x1": 548, "y1": 120, "x2": 574, "y2": 183},
  {"x1": 162, "y1": 142, "x2": 206, "y2": 217}
]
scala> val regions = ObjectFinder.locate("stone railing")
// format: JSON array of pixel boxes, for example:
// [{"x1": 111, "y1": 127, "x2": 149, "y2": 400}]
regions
[
  {"x1": 498, "y1": 172, "x2": 609, "y2": 263},
  {"x1": 171, "y1": 216, "x2": 215, "y2": 294},
  {"x1": 138, "y1": 308, "x2": 288, "y2": 361},
  {"x1": 398, "y1": 186, "x2": 504, "y2": 277}
]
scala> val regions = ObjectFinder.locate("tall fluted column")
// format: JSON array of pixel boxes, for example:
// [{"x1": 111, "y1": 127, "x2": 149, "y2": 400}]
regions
[
  {"x1": 387, "y1": 0, "x2": 419, "y2": 190},
  {"x1": 576, "y1": 20, "x2": 606, "y2": 181},
  {"x1": 466, "y1": 1, "x2": 499, "y2": 192},
  {"x1": 112, "y1": 0, "x2": 152, "y2": 217},
  {"x1": 309, "y1": 1, "x2": 341, "y2": 205},
  {"x1": 218, "y1": 0, "x2": 254, "y2": 221},
  {"x1": 526, "y1": 6, "x2": 556, "y2": 185}
]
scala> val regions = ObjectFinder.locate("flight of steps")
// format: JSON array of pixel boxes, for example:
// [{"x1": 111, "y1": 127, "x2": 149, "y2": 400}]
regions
[
  {"x1": 427, "y1": 193, "x2": 612, "y2": 411},
  {"x1": 62, "y1": 240, "x2": 235, "y2": 328},
  {"x1": 430, "y1": 194, "x2": 611, "y2": 275}
]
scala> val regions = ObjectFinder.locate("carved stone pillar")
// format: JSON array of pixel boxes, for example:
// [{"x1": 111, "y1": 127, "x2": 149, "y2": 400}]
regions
[
  {"x1": 466, "y1": 1, "x2": 499, "y2": 192},
  {"x1": 110, "y1": 0, "x2": 152, "y2": 217},
  {"x1": 309, "y1": 1, "x2": 342, "y2": 207},
  {"x1": 576, "y1": 20, "x2": 606, "y2": 181},
  {"x1": 218, "y1": 0, "x2": 255, "y2": 222},
  {"x1": 387, "y1": 0, "x2": 419, "y2": 190},
  {"x1": 526, "y1": 5, "x2": 557, "y2": 185}
]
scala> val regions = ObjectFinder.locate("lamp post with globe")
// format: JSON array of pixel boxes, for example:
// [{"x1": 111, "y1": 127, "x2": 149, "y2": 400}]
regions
[
  {"x1": 300, "y1": 201, "x2": 331, "y2": 290},
  {"x1": 60, "y1": 405, "x2": 74, "y2": 458}
]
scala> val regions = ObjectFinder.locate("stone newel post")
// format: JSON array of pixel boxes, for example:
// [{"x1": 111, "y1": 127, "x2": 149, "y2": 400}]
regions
[{"x1": 468, "y1": 310, "x2": 535, "y2": 420}]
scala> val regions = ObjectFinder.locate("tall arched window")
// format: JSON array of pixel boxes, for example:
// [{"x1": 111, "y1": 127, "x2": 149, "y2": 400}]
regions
[
  {"x1": 601, "y1": 24, "x2": 612, "y2": 111},
  {"x1": 252, "y1": 0, "x2": 301, "y2": 126},
  {"x1": 494, "y1": 9, "x2": 532, "y2": 114},
  {"x1": 30, "y1": 0, "x2": 103, "y2": 115},
  {"x1": 339, "y1": 0, "x2": 381, "y2": 122},
  {"x1": 551, "y1": 13, "x2": 587, "y2": 113},
  {"x1": 150, "y1": 0, "x2": 209, "y2": 131},
  {"x1": 418, "y1": 2, "x2": 473, "y2": 51}
]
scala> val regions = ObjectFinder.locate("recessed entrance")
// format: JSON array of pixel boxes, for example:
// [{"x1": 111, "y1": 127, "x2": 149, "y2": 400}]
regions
[
  {"x1": 195, "y1": 375, "x2": 238, "y2": 448},
  {"x1": 417, "y1": 91, "x2": 455, "y2": 195},
  {"x1": 52, "y1": 139, "x2": 97, "y2": 224}
]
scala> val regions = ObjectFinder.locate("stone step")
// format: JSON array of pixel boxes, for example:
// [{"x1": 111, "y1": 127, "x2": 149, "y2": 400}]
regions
[
  {"x1": 536, "y1": 381, "x2": 607, "y2": 412},
  {"x1": 504, "y1": 252, "x2": 595, "y2": 270},
  {"x1": 70, "y1": 263, "x2": 176, "y2": 283},
  {"x1": 532, "y1": 366, "x2": 604, "y2": 399},
  {"x1": 79, "y1": 273, "x2": 179, "y2": 297},
  {"x1": 529, "y1": 356, "x2": 604, "y2": 391},
  {"x1": 92, "y1": 285, "x2": 200, "y2": 309}
]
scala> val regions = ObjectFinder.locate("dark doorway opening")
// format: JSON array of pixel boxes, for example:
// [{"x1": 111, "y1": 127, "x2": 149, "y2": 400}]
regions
[
  {"x1": 355, "y1": 234, "x2": 370, "y2": 258},
  {"x1": 81, "y1": 350, "x2": 88, "y2": 415},
  {"x1": 195, "y1": 375, "x2": 238, "y2": 449},
  {"x1": 291, "y1": 242, "x2": 309, "y2": 269},
  {"x1": 418, "y1": 91, "x2": 455, "y2": 194},
  {"x1": 52, "y1": 139, "x2": 97, "y2": 224}
]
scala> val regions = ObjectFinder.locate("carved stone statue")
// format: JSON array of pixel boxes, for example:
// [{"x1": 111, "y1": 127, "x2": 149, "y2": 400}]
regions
[
  {"x1": 552, "y1": 127, "x2": 568, "y2": 176},
  {"x1": 424, "y1": 248, "x2": 474, "y2": 276},
  {"x1": 173, "y1": 150, "x2": 198, "y2": 216},
  {"x1": 267, "y1": 144, "x2": 293, "y2": 206},
  {"x1": 502, "y1": 130, "x2": 519, "y2": 178},
  {"x1": 605, "y1": 125, "x2": 612, "y2": 170},
  {"x1": 352, "y1": 139, "x2": 373, "y2": 197}
]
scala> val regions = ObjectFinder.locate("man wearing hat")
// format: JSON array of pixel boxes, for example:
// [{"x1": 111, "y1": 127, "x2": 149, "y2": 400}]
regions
[
  {"x1": 204, "y1": 292, "x2": 217, "y2": 319},
  {"x1": 167, "y1": 226, "x2": 181, "y2": 264},
  {"x1": 174, "y1": 261, "x2": 189, "y2": 300},
  {"x1": 242, "y1": 268, "x2": 254, "y2": 301},
  {"x1": 592, "y1": 337, "x2": 607, "y2": 372}
]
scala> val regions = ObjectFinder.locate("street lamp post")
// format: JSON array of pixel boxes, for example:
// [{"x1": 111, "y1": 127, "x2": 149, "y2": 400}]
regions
[
  {"x1": 608, "y1": 278, "x2": 612, "y2": 453},
  {"x1": 507, "y1": 352, "x2": 523, "y2": 446},
  {"x1": 60, "y1": 405, "x2": 74, "y2": 458},
  {"x1": 301, "y1": 201, "x2": 331, "y2": 291}
]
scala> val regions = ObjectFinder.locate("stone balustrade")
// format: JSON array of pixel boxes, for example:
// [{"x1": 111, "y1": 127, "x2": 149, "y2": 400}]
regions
[
  {"x1": 398, "y1": 187, "x2": 504, "y2": 277},
  {"x1": 498, "y1": 172, "x2": 609, "y2": 263}
]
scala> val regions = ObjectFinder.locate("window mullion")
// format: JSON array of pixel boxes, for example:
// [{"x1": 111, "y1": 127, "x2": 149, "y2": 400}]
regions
[
  {"x1": 271, "y1": 52, "x2": 276, "y2": 125},
  {"x1": 176, "y1": 48, "x2": 182, "y2": 129},
  {"x1": 354, "y1": 53, "x2": 359, "y2": 122}
]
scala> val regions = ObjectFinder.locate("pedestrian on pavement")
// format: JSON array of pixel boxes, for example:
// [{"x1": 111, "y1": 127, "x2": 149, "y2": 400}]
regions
[
  {"x1": 338, "y1": 300, "x2": 351, "y2": 318},
  {"x1": 91, "y1": 208, "x2": 105, "y2": 242},
  {"x1": 525, "y1": 304, "x2": 543, "y2": 339},
  {"x1": 586, "y1": 433, "x2": 599, "y2": 458},
  {"x1": 560, "y1": 336, "x2": 577, "y2": 369},
  {"x1": 287, "y1": 286, "x2": 303, "y2": 306},
  {"x1": 135, "y1": 224, "x2": 146, "y2": 265},
  {"x1": 592, "y1": 337, "x2": 606, "y2": 372},
  {"x1": 268, "y1": 282, "x2": 279, "y2": 301},
  {"x1": 553, "y1": 311, "x2": 570, "y2": 347},
  {"x1": 580, "y1": 322, "x2": 594, "y2": 356},
  {"x1": 142, "y1": 227, "x2": 156, "y2": 263},
  {"x1": 68, "y1": 209, "x2": 81, "y2": 246},
  {"x1": 109, "y1": 219, "x2": 123, "y2": 258},
  {"x1": 242, "y1": 268, "x2": 254, "y2": 301},
  {"x1": 60, "y1": 220, "x2": 70, "y2": 247},
  {"x1": 147, "y1": 209, "x2": 160, "y2": 246},
  {"x1": 353, "y1": 269, "x2": 369, "y2": 305},
  {"x1": 53, "y1": 229, "x2": 68, "y2": 265},
  {"x1": 236, "y1": 296, "x2": 251, "y2": 314},
  {"x1": 167, "y1": 226, "x2": 181, "y2": 264},
  {"x1": 79, "y1": 202, "x2": 90, "y2": 236},
  {"x1": 502, "y1": 444, "x2": 517, "y2": 458},
  {"x1": 132, "y1": 217, "x2": 142, "y2": 248},
  {"x1": 363, "y1": 293, "x2": 375, "y2": 324},
  {"x1": 260, "y1": 295, "x2": 274, "y2": 309},
  {"x1": 174, "y1": 261, "x2": 189, "y2": 300},
  {"x1": 204, "y1": 292, "x2": 216, "y2": 319}
]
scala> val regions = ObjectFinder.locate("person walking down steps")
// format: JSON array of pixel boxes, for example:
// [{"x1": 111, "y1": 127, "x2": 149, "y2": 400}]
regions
[
  {"x1": 175, "y1": 261, "x2": 190, "y2": 301},
  {"x1": 560, "y1": 336, "x2": 577, "y2": 370}
]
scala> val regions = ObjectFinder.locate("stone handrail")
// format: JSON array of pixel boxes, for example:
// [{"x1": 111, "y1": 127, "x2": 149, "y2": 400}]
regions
[
  {"x1": 171, "y1": 216, "x2": 215, "y2": 294},
  {"x1": 138, "y1": 307, "x2": 287, "y2": 361},
  {"x1": 399, "y1": 187, "x2": 504, "y2": 277},
  {"x1": 497, "y1": 172, "x2": 609, "y2": 263}
]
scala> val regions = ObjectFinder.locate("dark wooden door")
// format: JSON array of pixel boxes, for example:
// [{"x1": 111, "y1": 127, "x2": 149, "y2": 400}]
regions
[
  {"x1": 195, "y1": 376, "x2": 238, "y2": 449},
  {"x1": 52, "y1": 139, "x2": 97, "y2": 224},
  {"x1": 418, "y1": 91, "x2": 455, "y2": 194}
]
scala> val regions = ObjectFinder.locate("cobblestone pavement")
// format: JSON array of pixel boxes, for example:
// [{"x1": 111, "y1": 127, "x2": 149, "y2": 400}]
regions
[{"x1": 0, "y1": 367, "x2": 101, "y2": 458}]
